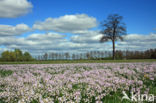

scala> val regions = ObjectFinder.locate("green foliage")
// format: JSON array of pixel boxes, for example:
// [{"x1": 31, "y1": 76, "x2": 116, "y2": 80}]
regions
[
  {"x1": 30, "y1": 99, "x2": 38, "y2": 103},
  {"x1": 0, "y1": 69, "x2": 13, "y2": 77},
  {"x1": 23, "y1": 52, "x2": 33, "y2": 61},
  {"x1": 0, "y1": 49, "x2": 34, "y2": 62},
  {"x1": 1, "y1": 51, "x2": 10, "y2": 61},
  {"x1": 14, "y1": 49, "x2": 23, "y2": 61},
  {"x1": 0, "y1": 98, "x2": 6, "y2": 103}
]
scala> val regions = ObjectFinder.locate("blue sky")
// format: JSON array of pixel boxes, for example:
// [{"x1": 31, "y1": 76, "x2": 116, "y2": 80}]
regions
[
  {"x1": 1, "y1": 0, "x2": 156, "y2": 34},
  {"x1": 0, "y1": 0, "x2": 156, "y2": 55}
]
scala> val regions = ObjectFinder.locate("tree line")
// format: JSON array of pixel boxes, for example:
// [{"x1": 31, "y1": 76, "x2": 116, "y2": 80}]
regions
[
  {"x1": 122, "y1": 49, "x2": 156, "y2": 59},
  {"x1": 0, "y1": 48, "x2": 155, "y2": 61},
  {"x1": 36, "y1": 51, "x2": 111, "y2": 60},
  {"x1": 0, "y1": 49, "x2": 34, "y2": 61},
  {"x1": 37, "y1": 48, "x2": 156, "y2": 60}
]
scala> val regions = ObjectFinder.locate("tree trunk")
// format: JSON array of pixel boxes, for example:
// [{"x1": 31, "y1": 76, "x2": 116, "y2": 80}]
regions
[{"x1": 112, "y1": 40, "x2": 115, "y2": 60}]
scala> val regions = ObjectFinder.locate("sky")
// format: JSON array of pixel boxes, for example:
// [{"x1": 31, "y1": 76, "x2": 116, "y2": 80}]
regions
[{"x1": 0, "y1": 0, "x2": 156, "y2": 56}]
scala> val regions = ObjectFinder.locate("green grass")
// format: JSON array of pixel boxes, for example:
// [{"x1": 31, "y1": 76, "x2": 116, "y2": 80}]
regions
[
  {"x1": 0, "y1": 69, "x2": 13, "y2": 77},
  {"x1": 0, "y1": 59, "x2": 155, "y2": 64}
]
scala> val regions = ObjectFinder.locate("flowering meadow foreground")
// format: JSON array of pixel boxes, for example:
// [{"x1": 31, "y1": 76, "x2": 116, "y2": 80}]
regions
[{"x1": 0, "y1": 63, "x2": 156, "y2": 103}]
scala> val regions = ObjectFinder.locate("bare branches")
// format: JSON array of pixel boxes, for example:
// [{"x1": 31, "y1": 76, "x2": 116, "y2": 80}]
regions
[
  {"x1": 100, "y1": 14, "x2": 127, "y2": 60},
  {"x1": 100, "y1": 36, "x2": 111, "y2": 42},
  {"x1": 100, "y1": 14, "x2": 126, "y2": 42},
  {"x1": 118, "y1": 36, "x2": 124, "y2": 41}
]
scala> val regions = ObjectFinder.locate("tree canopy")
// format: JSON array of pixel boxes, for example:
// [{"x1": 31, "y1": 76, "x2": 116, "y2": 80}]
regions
[{"x1": 0, "y1": 49, "x2": 34, "y2": 61}]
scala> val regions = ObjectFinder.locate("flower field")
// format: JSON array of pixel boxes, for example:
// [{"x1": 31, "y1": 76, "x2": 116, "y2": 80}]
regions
[{"x1": 0, "y1": 63, "x2": 156, "y2": 103}]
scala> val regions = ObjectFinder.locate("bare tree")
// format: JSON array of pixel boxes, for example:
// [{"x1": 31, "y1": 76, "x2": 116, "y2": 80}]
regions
[
  {"x1": 100, "y1": 14, "x2": 126, "y2": 60},
  {"x1": 65, "y1": 52, "x2": 70, "y2": 60},
  {"x1": 43, "y1": 53, "x2": 48, "y2": 60},
  {"x1": 72, "y1": 54, "x2": 76, "y2": 60},
  {"x1": 86, "y1": 52, "x2": 91, "y2": 60}
]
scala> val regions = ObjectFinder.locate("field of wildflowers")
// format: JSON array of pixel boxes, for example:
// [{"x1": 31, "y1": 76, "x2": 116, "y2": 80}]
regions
[{"x1": 0, "y1": 63, "x2": 155, "y2": 103}]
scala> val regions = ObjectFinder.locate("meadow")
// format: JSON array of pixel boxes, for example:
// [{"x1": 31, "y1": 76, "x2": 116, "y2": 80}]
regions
[
  {"x1": 0, "y1": 63, "x2": 156, "y2": 103},
  {"x1": 0, "y1": 59, "x2": 156, "y2": 64}
]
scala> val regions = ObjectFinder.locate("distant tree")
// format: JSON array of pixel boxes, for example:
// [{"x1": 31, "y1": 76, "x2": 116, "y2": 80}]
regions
[
  {"x1": 58, "y1": 53, "x2": 62, "y2": 60},
  {"x1": 23, "y1": 52, "x2": 33, "y2": 61},
  {"x1": 72, "y1": 54, "x2": 76, "y2": 60},
  {"x1": 90, "y1": 51, "x2": 94, "y2": 59},
  {"x1": 65, "y1": 53, "x2": 70, "y2": 60},
  {"x1": 101, "y1": 51, "x2": 105, "y2": 58},
  {"x1": 115, "y1": 50, "x2": 123, "y2": 59},
  {"x1": 37, "y1": 55, "x2": 41, "y2": 60},
  {"x1": 51, "y1": 53, "x2": 55, "y2": 60},
  {"x1": 97, "y1": 51, "x2": 100, "y2": 59},
  {"x1": 75, "y1": 54, "x2": 79, "y2": 60},
  {"x1": 43, "y1": 53, "x2": 48, "y2": 60},
  {"x1": 86, "y1": 52, "x2": 91, "y2": 60},
  {"x1": 80, "y1": 53, "x2": 83, "y2": 60},
  {"x1": 93, "y1": 51, "x2": 97, "y2": 59},
  {"x1": 100, "y1": 14, "x2": 127, "y2": 60},
  {"x1": 14, "y1": 49, "x2": 23, "y2": 61},
  {"x1": 1, "y1": 51, "x2": 10, "y2": 61},
  {"x1": 0, "y1": 49, "x2": 33, "y2": 61},
  {"x1": 10, "y1": 51, "x2": 16, "y2": 61},
  {"x1": 55, "y1": 53, "x2": 58, "y2": 60}
]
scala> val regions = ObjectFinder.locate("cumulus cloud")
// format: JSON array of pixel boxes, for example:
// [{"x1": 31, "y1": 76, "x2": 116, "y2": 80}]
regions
[
  {"x1": 0, "y1": 0, "x2": 33, "y2": 18},
  {"x1": 71, "y1": 31, "x2": 103, "y2": 43},
  {"x1": 0, "y1": 32, "x2": 102, "y2": 55},
  {"x1": 0, "y1": 32, "x2": 68, "y2": 50},
  {"x1": 0, "y1": 11, "x2": 155, "y2": 55},
  {"x1": 0, "y1": 29, "x2": 156, "y2": 55},
  {"x1": 71, "y1": 31, "x2": 156, "y2": 51},
  {"x1": 0, "y1": 24, "x2": 31, "y2": 36},
  {"x1": 117, "y1": 33, "x2": 156, "y2": 50},
  {"x1": 27, "y1": 32, "x2": 66, "y2": 41},
  {"x1": 33, "y1": 14, "x2": 97, "y2": 33}
]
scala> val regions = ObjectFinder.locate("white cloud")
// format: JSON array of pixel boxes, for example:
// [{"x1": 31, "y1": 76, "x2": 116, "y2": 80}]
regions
[
  {"x1": 71, "y1": 31, "x2": 103, "y2": 43},
  {"x1": 0, "y1": 0, "x2": 33, "y2": 18},
  {"x1": 1, "y1": 32, "x2": 156, "y2": 55},
  {"x1": 0, "y1": 27, "x2": 156, "y2": 55},
  {"x1": 27, "y1": 32, "x2": 66, "y2": 41},
  {"x1": 0, "y1": 24, "x2": 31, "y2": 36},
  {"x1": 0, "y1": 32, "x2": 68, "y2": 49},
  {"x1": 117, "y1": 33, "x2": 156, "y2": 50},
  {"x1": 0, "y1": 47, "x2": 11, "y2": 54},
  {"x1": 33, "y1": 14, "x2": 97, "y2": 33},
  {"x1": 0, "y1": 32, "x2": 102, "y2": 55},
  {"x1": 124, "y1": 33, "x2": 156, "y2": 42},
  {"x1": 71, "y1": 31, "x2": 156, "y2": 51}
]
